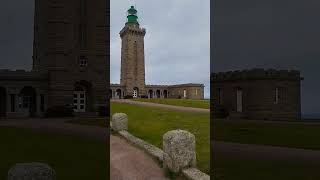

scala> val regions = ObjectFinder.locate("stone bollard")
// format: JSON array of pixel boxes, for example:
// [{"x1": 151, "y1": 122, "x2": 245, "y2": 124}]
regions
[
  {"x1": 163, "y1": 130, "x2": 197, "y2": 173},
  {"x1": 112, "y1": 113, "x2": 128, "y2": 131},
  {"x1": 7, "y1": 162, "x2": 56, "y2": 180}
]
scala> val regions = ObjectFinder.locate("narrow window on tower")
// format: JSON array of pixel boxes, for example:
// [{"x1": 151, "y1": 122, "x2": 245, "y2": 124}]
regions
[{"x1": 80, "y1": 0, "x2": 87, "y2": 48}]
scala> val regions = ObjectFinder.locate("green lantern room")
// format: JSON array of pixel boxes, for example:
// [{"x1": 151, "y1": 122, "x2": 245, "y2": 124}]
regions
[{"x1": 127, "y1": 6, "x2": 138, "y2": 23}]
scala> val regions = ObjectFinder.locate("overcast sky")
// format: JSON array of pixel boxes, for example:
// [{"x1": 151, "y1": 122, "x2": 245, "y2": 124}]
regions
[
  {"x1": 111, "y1": 0, "x2": 210, "y2": 98},
  {"x1": 214, "y1": 0, "x2": 320, "y2": 116},
  {"x1": 0, "y1": 1, "x2": 34, "y2": 70}
]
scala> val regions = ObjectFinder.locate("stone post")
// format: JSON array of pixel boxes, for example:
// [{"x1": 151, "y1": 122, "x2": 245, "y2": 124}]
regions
[
  {"x1": 7, "y1": 162, "x2": 56, "y2": 180},
  {"x1": 163, "y1": 130, "x2": 197, "y2": 173},
  {"x1": 112, "y1": 113, "x2": 128, "y2": 131}
]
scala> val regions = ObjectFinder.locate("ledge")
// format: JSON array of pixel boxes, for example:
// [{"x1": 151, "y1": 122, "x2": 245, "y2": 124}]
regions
[{"x1": 182, "y1": 168, "x2": 210, "y2": 180}]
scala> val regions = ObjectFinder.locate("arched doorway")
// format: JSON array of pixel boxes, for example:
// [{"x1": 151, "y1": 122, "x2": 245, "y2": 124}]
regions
[
  {"x1": 116, "y1": 89, "x2": 122, "y2": 99},
  {"x1": 0, "y1": 87, "x2": 6, "y2": 118},
  {"x1": 133, "y1": 87, "x2": 139, "y2": 98},
  {"x1": 20, "y1": 86, "x2": 37, "y2": 117},
  {"x1": 73, "y1": 86, "x2": 86, "y2": 112},
  {"x1": 163, "y1": 90, "x2": 168, "y2": 98},
  {"x1": 73, "y1": 81, "x2": 92, "y2": 113},
  {"x1": 156, "y1": 90, "x2": 161, "y2": 98},
  {"x1": 148, "y1": 90, "x2": 153, "y2": 98}
]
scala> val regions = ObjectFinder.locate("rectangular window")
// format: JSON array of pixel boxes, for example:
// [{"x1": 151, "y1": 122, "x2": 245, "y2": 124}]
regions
[
  {"x1": 10, "y1": 94, "x2": 15, "y2": 112},
  {"x1": 79, "y1": 56, "x2": 88, "y2": 67}
]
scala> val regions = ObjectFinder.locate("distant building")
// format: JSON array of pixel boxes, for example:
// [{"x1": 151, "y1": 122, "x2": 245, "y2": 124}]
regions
[
  {"x1": 211, "y1": 69, "x2": 303, "y2": 121},
  {"x1": 0, "y1": 0, "x2": 108, "y2": 118},
  {"x1": 110, "y1": 6, "x2": 204, "y2": 100}
]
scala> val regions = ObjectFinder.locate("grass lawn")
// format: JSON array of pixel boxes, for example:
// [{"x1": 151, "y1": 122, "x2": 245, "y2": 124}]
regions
[
  {"x1": 133, "y1": 98, "x2": 210, "y2": 109},
  {"x1": 111, "y1": 102, "x2": 210, "y2": 174},
  {"x1": 213, "y1": 119, "x2": 320, "y2": 150},
  {"x1": 213, "y1": 154, "x2": 320, "y2": 180},
  {"x1": 0, "y1": 127, "x2": 107, "y2": 180}
]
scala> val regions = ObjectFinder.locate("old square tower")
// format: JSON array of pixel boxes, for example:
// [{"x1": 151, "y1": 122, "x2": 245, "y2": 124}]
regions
[
  {"x1": 111, "y1": 6, "x2": 204, "y2": 100},
  {"x1": 120, "y1": 6, "x2": 146, "y2": 98},
  {"x1": 0, "y1": 0, "x2": 108, "y2": 118}
]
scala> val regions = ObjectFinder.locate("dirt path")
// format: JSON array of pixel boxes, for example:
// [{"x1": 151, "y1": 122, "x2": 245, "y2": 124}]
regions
[
  {"x1": 112, "y1": 99, "x2": 209, "y2": 113},
  {"x1": 111, "y1": 135, "x2": 168, "y2": 180},
  {"x1": 0, "y1": 118, "x2": 169, "y2": 180}
]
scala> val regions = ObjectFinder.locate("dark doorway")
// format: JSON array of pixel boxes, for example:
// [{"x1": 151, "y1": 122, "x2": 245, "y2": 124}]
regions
[
  {"x1": 163, "y1": 90, "x2": 168, "y2": 98},
  {"x1": 149, "y1": 90, "x2": 153, "y2": 98},
  {"x1": 0, "y1": 87, "x2": 6, "y2": 118},
  {"x1": 116, "y1": 89, "x2": 122, "y2": 99},
  {"x1": 20, "y1": 86, "x2": 37, "y2": 117},
  {"x1": 156, "y1": 90, "x2": 161, "y2": 98}
]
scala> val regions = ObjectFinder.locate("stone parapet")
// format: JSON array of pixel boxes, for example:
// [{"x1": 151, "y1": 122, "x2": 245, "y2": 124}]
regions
[{"x1": 212, "y1": 68, "x2": 302, "y2": 81}]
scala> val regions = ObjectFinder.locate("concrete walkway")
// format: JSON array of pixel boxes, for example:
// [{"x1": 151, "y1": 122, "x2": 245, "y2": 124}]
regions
[
  {"x1": 0, "y1": 118, "x2": 169, "y2": 180},
  {"x1": 111, "y1": 135, "x2": 168, "y2": 180},
  {"x1": 112, "y1": 99, "x2": 209, "y2": 113}
]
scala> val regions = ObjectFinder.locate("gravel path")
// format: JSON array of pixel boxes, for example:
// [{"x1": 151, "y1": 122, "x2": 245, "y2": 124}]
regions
[
  {"x1": 0, "y1": 118, "x2": 169, "y2": 180},
  {"x1": 111, "y1": 99, "x2": 209, "y2": 113}
]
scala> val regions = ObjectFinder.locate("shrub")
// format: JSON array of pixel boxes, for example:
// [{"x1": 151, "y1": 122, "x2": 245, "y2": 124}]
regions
[
  {"x1": 124, "y1": 95, "x2": 133, "y2": 99},
  {"x1": 140, "y1": 95, "x2": 148, "y2": 99},
  {"x1": 46, "y1": 105, "x2": 74, "y2": 118}
]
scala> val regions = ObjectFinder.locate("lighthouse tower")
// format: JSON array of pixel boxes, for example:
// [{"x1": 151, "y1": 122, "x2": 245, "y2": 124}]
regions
[{"x1": 120, "y1": 6, "x2": 146, "y2": 98}]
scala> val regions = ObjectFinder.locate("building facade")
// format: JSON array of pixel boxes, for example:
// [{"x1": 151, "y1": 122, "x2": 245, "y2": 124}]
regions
[
  {"x1": 110, "y1": 6, "x2": 204, "y2": 100},
  {"x1": 0, "y1": 0, "x2": 108, "y2": 118},
  {"x1": 212, "y1": 69, "x2": 303, "y2": 121}
]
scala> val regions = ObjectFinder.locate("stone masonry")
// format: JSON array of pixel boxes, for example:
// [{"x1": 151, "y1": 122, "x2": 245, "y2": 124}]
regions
[
  {"x1": 0, "y1": 0, "x2": 108, "y2": 118},
  {"x1": 212, "y1": 69, "x2": 303, "y2": 121}
]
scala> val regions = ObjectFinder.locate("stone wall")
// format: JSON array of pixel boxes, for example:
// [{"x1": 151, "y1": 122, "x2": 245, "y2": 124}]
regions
[{"x1": 212, "y1": 69, "x2": 302, "y2": 121}]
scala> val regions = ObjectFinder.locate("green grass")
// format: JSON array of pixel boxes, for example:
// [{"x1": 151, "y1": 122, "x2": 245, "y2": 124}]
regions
[
  {"x1": 213, "y1": 154, "x2": 320, "y2": 180},
  {"x1": 214, "y1": 119, "x2": 320, "y2": 150},
  {"x1": 0, "y1": 127, "x2": 107, "y2": 180},
  {"x1": 111, "y1": 102, "x2": 210, "y2": 174},
  {"x1": 133, "y1": 98, "x2": 210, "y2": 109}
]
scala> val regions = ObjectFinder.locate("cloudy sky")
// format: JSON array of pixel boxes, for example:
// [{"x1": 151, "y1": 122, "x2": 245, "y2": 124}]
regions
[
  {"x1": 0, "y1": 1, "x2": 34, "y2": 70},
  {"x1": 111, "y1": 0, "x2": 210, "y2": 98},
  {"x1": 214, "y1": 0, "x2": 320, "y2": 116}
]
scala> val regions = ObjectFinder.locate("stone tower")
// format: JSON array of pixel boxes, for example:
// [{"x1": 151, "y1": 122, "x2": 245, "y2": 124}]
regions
[
  {"x1": 120, "y1": 6, "x2": 146, "y2": 98},
  {"x1": 32, "y1": 0, "x2": 108, "y2": 113}
]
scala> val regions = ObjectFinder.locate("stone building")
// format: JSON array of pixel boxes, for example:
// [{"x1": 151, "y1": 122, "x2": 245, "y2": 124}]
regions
[
  {"x1": 211, "y1": 69, "x2": 303, "y2": 121},
  {"x1": 0, "y1": 0, "x2": 108, "y2": 118},
  {"x1": 110, "y1": 6, "x2": 204, "y2": 100}
]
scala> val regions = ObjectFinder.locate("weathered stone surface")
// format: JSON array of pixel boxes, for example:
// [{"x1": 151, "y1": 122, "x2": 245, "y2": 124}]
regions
[
  {"x1": 182, "y1": 168, "x2": 210, "y2": 180},
  {"x1": 163, "y1": 130, "x2": 196, "y2": 173},
  {"x1": 112, "y1": 113, "x2": 128, "y2": 131},
  {"x1": 7, "y1": 162, "x2": 56, "y2": 180}
]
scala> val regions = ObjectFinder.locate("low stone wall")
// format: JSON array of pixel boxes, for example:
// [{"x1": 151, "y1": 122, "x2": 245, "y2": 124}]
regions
[{"x1": 111, "y1": 113, "x2": 210, "y2": 180}]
